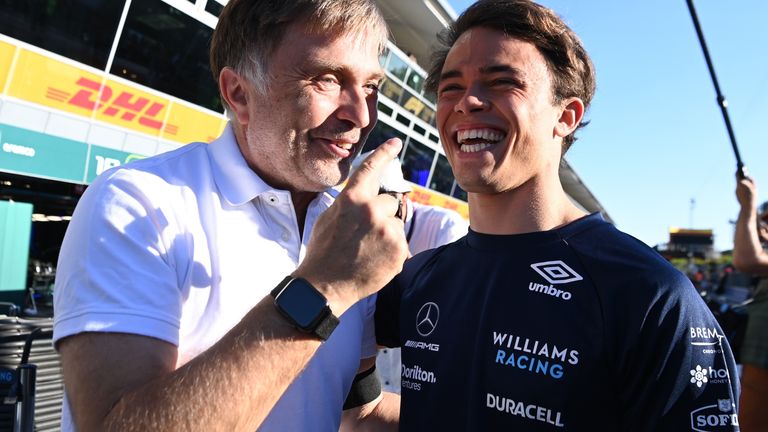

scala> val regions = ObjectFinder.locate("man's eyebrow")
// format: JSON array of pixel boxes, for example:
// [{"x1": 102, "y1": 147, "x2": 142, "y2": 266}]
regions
[
  {"x1": 439, "y1": 69, "x2": 462, "y2": 82},
  {"x1": 309, "y1": 58, "x2": 385, "y2": 81},
  {"x1": 439, "y1": 64, "x2": 523, "y2": 82},
  {"x1": 479, "y1": 64, "x2": 522, "y2": 76}
]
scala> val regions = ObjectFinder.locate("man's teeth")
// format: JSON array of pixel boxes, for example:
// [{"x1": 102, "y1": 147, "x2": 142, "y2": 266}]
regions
[
  {"x1": 457, "y1": 128, "x2": 503, "y2": 143},
  {"x1": 335, "y1": 143, "x2": 353, "y2": 150},
  {"x1": 457, "y1": 129, "x2": 503, "y2": 153},
  {"x1": 461, "y1": 143, "x2": 493, "y2": 153}
]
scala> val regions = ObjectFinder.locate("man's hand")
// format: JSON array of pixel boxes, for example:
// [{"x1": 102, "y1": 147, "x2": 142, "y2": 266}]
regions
[
  {"x1": 736, "y1": 171, "x2": 758, "y2": 212},
  {"x1": 295, "y1": 138, "x2": 410, "y2": 315},
  {"x1": 734, "y1": 170, "x2": 768, "y2": 275}
]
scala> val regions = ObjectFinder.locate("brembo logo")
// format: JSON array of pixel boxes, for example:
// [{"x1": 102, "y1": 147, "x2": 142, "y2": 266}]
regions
[
  {"x1": 690, "y1": 327, "x2": 723, "y2": 355},
  {"x1": 416, "y1": 302, "x2": 439, "y2": 337}
]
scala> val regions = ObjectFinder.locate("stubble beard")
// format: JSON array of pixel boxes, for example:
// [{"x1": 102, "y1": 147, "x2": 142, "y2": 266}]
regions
[{"x1": 289, "y1": 134, "x2": 351, "y2": 192}]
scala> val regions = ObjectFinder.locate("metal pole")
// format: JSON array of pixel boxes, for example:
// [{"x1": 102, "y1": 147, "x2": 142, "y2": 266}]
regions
[
  {"x1": 13, "y1": 365, "x2": 35, "y2": 432},
  {"x1": 685, "y1": 0, "x2": 746, "y2": 178}
]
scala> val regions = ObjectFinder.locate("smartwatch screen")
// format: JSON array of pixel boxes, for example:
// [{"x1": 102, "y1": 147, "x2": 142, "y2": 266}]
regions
[{"x1": 277, "y1": 279, "x2": 328, "y2": 328}]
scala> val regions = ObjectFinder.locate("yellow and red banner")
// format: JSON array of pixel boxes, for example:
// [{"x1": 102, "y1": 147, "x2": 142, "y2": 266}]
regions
[
  {"x1": 1, "y1": 42, "x2": 463, "y2": 215},
  {"x1": 0, "y1": 41, "x2": 16, "y2": 91},
  {"x1": 410, "y1": 184, "x2": 468, "y2": 220},
  {"x1": 6, "y1": 47, "x2": 225, "y2": 144}
]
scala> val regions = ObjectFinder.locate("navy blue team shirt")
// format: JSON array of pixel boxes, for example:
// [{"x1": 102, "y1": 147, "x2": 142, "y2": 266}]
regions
[{"x1": 375, "y1": 213, "x2": 740, "y2": 431}]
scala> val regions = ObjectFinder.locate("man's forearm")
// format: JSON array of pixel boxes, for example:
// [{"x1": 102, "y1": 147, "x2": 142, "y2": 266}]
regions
[
  {"x1": 340, "y1": 391, "x2": 400, "y2": 432},
  {"x1": 103, "y1": 299, "x2": 322, "y2": 432},
  {"x1": 733, "y1": 208, "x2": 768, "y2": 275}
]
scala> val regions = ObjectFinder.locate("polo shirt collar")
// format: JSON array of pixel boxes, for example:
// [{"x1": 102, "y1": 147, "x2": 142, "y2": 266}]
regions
[
  {"x1": 208, "y1": 124, "x2": 337, "y2": 207},
  {"x1": 208, "y1": 124, "x2": 272, "y2": 206}
]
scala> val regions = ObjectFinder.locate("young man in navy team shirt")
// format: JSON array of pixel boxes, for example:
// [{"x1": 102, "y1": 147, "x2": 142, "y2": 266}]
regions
[{"x1": 375, "y1": 0, "x2": 741, "y2": 430}]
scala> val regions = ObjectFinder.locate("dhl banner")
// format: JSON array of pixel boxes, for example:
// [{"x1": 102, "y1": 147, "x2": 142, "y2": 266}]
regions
[
  {"x1": 410, "y1": 184, "x2": 468, "y2": 220},
  {"x1": 165, "y1": 102, "x2": 226, "y2": 144},
  {"x1": 0, "y1": 41, "x2": 14, "y2": 92},
  {"x1": 5, "y1": 48, "x2": 225, "y2": 144},
  {"x1": 0, "y1": 43, "x2": 466, "y2": 215}
]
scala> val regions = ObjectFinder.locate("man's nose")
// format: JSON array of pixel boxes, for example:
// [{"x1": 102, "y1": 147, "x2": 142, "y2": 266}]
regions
[
  {"x1": 454, "y1": 87, "x2": 489, "y2": 114},
  {"x1": 337, "y1": 87, "x2": 372, "y2": 128}
]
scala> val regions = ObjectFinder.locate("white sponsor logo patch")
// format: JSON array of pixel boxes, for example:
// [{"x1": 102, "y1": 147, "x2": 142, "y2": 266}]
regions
[
  {"x1": 401, "y1": 363, "x2": 437, "y2": 392},
  {"x1": 690, "y1": 365, "x2": 731, "y2": 388},
  {"x1": 491, "y1": 331, "x2": 579, "y2": 380},
  {"x1": 404, "y1": 340, "x2": 440, "y2": 351},
  {"x1": 486, "y1": 392, "x2": 565, "y2": 428},
  {"x1": 690, "y1": 327, "x2": 723, "y2": 354},
  {"x1": 528, "y1": 282, "x2": 572, "y2": 301},
  {"x1": 2, "y1": 142, "x2": 35, "y2": 157},
  {"x1": 415, "y1": 302, "x2": 439, "y2": 337},
  {"x1": 530, "y1": 260, "x2": 583, "y2": 284},
  {"x1": 690, "y1": 399, "x2": 739, "y2": 431}
]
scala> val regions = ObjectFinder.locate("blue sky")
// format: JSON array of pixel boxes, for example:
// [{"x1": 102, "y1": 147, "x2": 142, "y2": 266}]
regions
[{"x1": 446, "y1": 0, "x2": 768, "y2": 252}]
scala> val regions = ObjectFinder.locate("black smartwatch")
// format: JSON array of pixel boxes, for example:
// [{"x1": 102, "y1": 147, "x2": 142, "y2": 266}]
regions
[{"x1": 271, "y1": 276, "x2": 339, "y2": 341}]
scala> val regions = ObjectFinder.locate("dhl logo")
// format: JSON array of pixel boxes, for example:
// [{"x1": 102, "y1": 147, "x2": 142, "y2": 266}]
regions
[
  {"x1": 7, "y1": 48, "x2": 227, "y2": 146},
  {"x1": 46, "y1": 77, "x2": 179, "y2": 135}
]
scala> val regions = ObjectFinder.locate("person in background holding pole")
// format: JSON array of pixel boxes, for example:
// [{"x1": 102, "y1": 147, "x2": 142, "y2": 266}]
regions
[
  {"x1": 52, "y1": 1, "x2": 407, "y2": 431},
  {"x1": 733, "y1": 172, "x2": 768, "y2": 431},
  {"x1": 351, "y1": 152, "x2": 468, "y2": 393},
  {"x1": 374, "y1": 0, "x2": 741, "y2": 429}
]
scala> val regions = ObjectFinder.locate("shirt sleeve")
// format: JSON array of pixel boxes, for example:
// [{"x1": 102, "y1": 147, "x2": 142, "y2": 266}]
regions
[
  {"x1": 53, "y1": 168, "x2": 183, "y2": 347},
  {"x1": 375, "y1": 278, "x2": 402, "y2": 348},
  {"x1": 436, "y1": 212, "x2": 469, "y2": 247},
  {"x1": 615, "y1": 271, "x2": 741, "y2": 431},
  {"x1": 359, "y1": 295, "x2": 378, "y2": 359}
]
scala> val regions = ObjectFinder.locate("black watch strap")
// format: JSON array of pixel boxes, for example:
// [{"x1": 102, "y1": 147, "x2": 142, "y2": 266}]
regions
[
  {"x1": 314, "y1": 312, "x2": 340, "y2": 341},
  {"x1": 271, "y1": 276, "x2": 340, "y2": 341}
]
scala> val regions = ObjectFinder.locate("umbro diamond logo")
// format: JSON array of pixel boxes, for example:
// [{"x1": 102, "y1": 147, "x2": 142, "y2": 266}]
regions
[{"x1": 530, "y1": 260, "x2": 583, "y2": 284}]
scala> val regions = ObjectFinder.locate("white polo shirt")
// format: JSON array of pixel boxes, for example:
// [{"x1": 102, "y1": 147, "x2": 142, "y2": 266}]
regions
[
  {"x1": 54, "y1": 125, "x2": 376, "y2": 431},
  {"x1": 405, "y1": 200, "x2": 469, "y2": 256}
]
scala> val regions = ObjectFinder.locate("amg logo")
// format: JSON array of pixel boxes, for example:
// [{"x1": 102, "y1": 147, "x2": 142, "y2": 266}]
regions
[
  {"x1": 405, "y1": 340, "x2": 440, "y2": 351},
  {"x1": 528, "y1": 282, "x2": 572, "y2": 300}
]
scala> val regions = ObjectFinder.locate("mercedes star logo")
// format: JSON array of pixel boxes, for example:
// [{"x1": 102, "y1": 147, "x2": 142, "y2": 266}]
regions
[{"x1": 416, "y1": 302, "x2": 440, "y2": 337}]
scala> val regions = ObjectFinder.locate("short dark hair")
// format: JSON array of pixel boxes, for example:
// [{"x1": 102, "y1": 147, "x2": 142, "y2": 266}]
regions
[{"x1": 426, "y1": 0, "x2": 595, "y2": 152}]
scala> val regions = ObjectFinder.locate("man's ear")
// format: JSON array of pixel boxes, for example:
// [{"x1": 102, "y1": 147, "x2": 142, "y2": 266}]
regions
[
  {"x1": 219, "y1": 67, "x2": 251, "y2": 125},
  {"x1": 554, "y1": 97, "x2": 585, "y2": 138}
]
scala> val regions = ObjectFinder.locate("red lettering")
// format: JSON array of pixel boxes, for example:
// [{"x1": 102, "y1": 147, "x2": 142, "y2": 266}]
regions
[
  {"x1": 112, "y1": 92, "x2": 150, "y2": 121},
  {"x1": 68, "y1": 77, "x2": 112, "y2": 111},
  {"x1": 139, "y1": 102, "x2": 164, "y2": 129},
  {"x1": 66, "y1": 77, "x2": 166, "y2": 130}
]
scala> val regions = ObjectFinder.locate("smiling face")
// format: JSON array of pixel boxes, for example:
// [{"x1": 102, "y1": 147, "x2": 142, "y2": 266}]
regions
[
  {"x1": 436, "y1": 27, "x2": 570, "y2": 195},
  {"x1": 237, "y1": 21, "x2": 384, "y2": 193}
]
